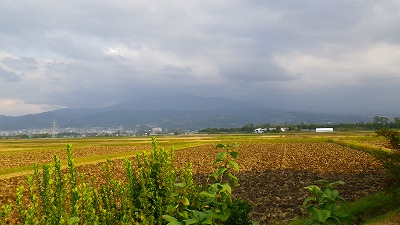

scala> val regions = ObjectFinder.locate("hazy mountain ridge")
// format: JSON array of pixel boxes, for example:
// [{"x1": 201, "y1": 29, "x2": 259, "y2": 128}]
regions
[
  {"x1": 0, "y1": 95, "x2": 371, "y2": 131},
  {"x1": 107, "y1": 95, "x2": 267, "y2": 111}
]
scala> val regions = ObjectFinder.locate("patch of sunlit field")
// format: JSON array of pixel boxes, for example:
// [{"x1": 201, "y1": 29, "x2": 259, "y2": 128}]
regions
[{"x1": 0, "y1": 131, "x2": 384, "y2": 177}]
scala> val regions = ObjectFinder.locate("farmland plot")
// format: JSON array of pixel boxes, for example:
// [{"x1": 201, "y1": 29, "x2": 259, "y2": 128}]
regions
[
  {"x1": 174, "y1": 143, "x2": 385, "y2": 223},
  {"x1": 0, "y1": 146, "x2": 150, "y2": 169},
  {"x1": 0, "y1": 142, "x2": 385, "y2": 224}
]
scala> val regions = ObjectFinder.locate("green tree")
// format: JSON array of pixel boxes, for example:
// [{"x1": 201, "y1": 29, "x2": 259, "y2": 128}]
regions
[
  {"x1": 241, "y1": 123, "x2": 255, "y2": 132},
  {"x1": 376, "y1": 129, "x2": 400, "y2": 191},
  {"x1": 373, "y1": 116, "x2": 389, "y2": 128},
  {"x1": 392, "y1": 117, "x2": 400, "y2": 129}
]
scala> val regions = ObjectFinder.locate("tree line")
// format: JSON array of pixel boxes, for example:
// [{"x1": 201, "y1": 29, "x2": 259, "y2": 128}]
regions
[{"x1": 199, "y1": 116, "x2": 400, "y2": 133}]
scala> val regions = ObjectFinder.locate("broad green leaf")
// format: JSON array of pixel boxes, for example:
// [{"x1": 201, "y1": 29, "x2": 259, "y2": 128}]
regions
[
  {"x1": 214, "y1": 208, "x2": 231, "y2": 221},
  {"x1": 324, "y1": 204, "x2": 337, "y2": 212},
  {"x1": 303, "y1": 196, "x2": 317, "y2": 206},
  {"x1": 216, "y1": 152, "x2": 227, "y2": 161},
  {"x1": 200, "y1": 218, "x2": 213, "y2": 224},
  {"x1": 67, "y1": 217, "x2": 80, "y2": 225},
  {"x1": 331, "y1": 189, "x2": 339, "y2": 199},
  {"x1": 167, "y1": 221, "x2": 182, "y2": 225},
  {"x1": 222, "y1": 192, "x2": 233, "y2": 205},
  {"x1": 212, "y1": 167, "x2": 227, "y2": 179},
  {"x1": 194, "y1": 210, "x2": 213, "y2": 222},
  {"x1": 304, "y1": 185, "x2": 320, "y2": 194},
  {"x1": 227, "y1": 160, "x2": 239, "y2": 171},
  {"x1": 229, "y1": 151, "x2": 239, "y2": 159},
  {"x1": 200, "y1": 191, "x2": 215, "y2": 198},
  {"x1": 329, "y1": 216, "x2": 343, "y2": 225},
  {"x1": 216, "y1": 143, "x2": 225, "y2": 149},
  {"x1": 162, "y1": 215, "x2": 179, "y2": 223},
  {"x1": 221, "y1": 182, "x2": 232, "y2": 194},
  {"x1": 324, "y1": 188, "x2": 332, "y2": 195},
  {"x1": 214, "y1": 201, "x2": 228, "y2": 208},
  {"x1": 178, "y1": 211, "x2": 189, "y2": 219},
  {"x1": 215, "y1": 183, "x2": 224, "y2": 190},
  {"x1": 304, "y1": 219, "x2": 319, "y2": 225},
  {"x1": 227, "y1": 172, "x2": 238, "y2": 186},
  {"x1": 337, "y1": 196, "x2": 346, "y2": 204},
  {"x1": 310, "y1": 208, "x2": 330, "y2": 222},
  {"x1": 182, "y1": 197, "x2": 190, "y2": 206},
  {"x1": 324, "y1": 189, "x2": 333, "y2": 199},
  {"x1": 167, "y1": 204, "x2": 178, "y2": 212},
  {"x1": 174, "y1": 182, "x2": 186, "y2": 188},
  {"x1": 220, "y1": 191, "x2": 229, "y2": 199},
  {"x1": 183, "y1": 218, "x2": 198, "y2": 225}
]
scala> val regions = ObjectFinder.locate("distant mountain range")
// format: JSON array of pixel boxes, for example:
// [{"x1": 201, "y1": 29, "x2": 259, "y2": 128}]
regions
[{"x1": 0, "y1": 95, "x2": 372, "y2": 131}]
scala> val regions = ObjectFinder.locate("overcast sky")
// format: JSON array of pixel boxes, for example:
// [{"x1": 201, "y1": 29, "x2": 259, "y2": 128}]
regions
[{"x1": 1, "y1": 1, "x2": 399, "y2": 116}]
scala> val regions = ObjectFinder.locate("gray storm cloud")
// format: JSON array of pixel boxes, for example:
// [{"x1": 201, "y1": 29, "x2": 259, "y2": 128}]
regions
[{"x1": 0, "y1": 0, "x2": 399, "y2": 116}]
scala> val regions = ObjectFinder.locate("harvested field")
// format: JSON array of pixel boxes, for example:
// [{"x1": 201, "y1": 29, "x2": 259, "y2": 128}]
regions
[
  {"x1": 175, "y1": 143, "x2": 385, "y2": 223},
  {"x1": 0, "y1": 145, "x2": 152, "y2": 169},
  {"x1": 0, "y1": 142, "x2": 385, "y2": 224}
]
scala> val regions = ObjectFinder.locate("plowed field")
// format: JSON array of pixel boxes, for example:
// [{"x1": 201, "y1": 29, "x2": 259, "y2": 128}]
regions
[{"x1": 0, "y1": 142, "x2": 385, "y2": 224}]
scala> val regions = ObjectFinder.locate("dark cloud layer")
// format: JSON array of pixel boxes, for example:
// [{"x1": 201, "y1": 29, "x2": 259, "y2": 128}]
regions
[{"x1": 0, "y1": 0, "x2": 399, "y2": 116}]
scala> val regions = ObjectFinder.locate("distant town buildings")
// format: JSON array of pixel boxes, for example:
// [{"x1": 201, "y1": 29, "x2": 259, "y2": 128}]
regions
[
  {"x1": 0, "y1": 126, "x2": 186, "y2": 138},
  {"x1": 151, "y1": 127, "x2": 163, "y2": 134},
  {"x1": 254, "y1": 127, "x2": 334, "y2": 133}
]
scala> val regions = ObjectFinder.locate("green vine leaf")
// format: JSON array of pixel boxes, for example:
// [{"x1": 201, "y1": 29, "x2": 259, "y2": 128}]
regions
[{"x1": 227, "y1": 160, "x2": 239, "y2": 171}]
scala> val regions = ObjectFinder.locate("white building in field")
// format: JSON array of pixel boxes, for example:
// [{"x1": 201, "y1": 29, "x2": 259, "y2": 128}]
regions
[
  {"x1": 315, "y1": 128, "x2": 334, "y2": 132},
  {"x1": 254, "y1": 127, "x2": 290, "y2": 133},
  {"x1": 254, "y1": 128, "x2": 267, "y2": 133}
]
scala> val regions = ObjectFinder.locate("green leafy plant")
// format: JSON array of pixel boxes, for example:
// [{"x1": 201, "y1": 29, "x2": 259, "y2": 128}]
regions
[
  {"x1": 163, "y1": 142, "x2": 257, "y2": 225},
  {"x1": 225, "y1": 198, "x2": 254, "y2": 225},
  {"x1": 199, "y1": 142, "x2": 240, "y2": 223},
  {"x1": 0, "y1": 203, "x2": 12, "y2": 224},
  {"x1": 303, "y1": 180, "x2": 348, "y2": 225},
  {"x1": 210, "y1": 143, "x2": 240, "y2": 186}
]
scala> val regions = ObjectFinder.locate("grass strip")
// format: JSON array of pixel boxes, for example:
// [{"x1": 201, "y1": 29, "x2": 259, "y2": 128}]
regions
[
  {"x1": 343, "y1": 191, "x2": 399, "y2": 223},
  {"x1": 362, "y1": 206, "x2": 400, "y2": 224},
  {"x1": 330, "y1": 138, "x2": 393, "y2": 155},
  {"x1": 287, "y1": 191, "x2": 399, "y2": 225}
]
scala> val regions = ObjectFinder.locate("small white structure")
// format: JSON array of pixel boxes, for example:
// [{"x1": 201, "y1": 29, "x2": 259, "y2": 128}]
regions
[
  {"x1": 151, "y1": 127, "x2": 163, "y2": 134},
  {"x1": 254, "y1": 128, "x2": 267, "y2": 133},
  {"x1": 316, "y1": 128, "x2": 334, "y2": 132}
]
